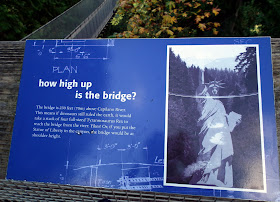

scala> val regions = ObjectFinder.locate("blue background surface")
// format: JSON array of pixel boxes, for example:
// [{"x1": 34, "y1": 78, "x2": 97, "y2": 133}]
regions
[{"x1": 7, "y1": 38, "x2": 279, "y2": 200}]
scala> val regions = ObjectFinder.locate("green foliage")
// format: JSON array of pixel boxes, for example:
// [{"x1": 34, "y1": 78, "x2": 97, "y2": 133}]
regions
[
  {"x1": 215, "y1": 0, "x2": 280, "y2": 37},
  {"x1": 0, "y1": 0, "x2": 80, "y2": 41},
  {"x1": 110, "y1": 0, "x2": 221, "y2": 38},
  {"x1": 105, "y1": 0, "x2": 280, "y2": 37}
]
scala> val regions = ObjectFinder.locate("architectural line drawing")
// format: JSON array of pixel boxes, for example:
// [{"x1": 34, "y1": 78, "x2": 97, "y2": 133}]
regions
[
  {"x1": 63, "y1": 140, "x2": 164, "y2": 191},
  {"x1": 32, "y1": 39, "x2": 115, "y2": 60},
  {"x1": 72, "y1": 162, "x2": 164, "y2": 170}
]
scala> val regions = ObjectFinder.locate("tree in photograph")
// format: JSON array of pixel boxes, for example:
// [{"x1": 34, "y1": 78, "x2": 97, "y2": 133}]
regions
[
  {"x1": 167, "y1": 50, "x2": 200, "y2": 184},
  {"x1": 235, "y1": 47, "x2": 257, "y2": 93},
  {"x1": 110, "y1": 0, "x2": 221, "y2": 38}
]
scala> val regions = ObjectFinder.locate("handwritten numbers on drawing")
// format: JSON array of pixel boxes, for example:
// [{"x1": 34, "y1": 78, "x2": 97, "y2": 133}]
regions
[{"x1": 127, "y1": 142, "x2": 141, "y2": 149}]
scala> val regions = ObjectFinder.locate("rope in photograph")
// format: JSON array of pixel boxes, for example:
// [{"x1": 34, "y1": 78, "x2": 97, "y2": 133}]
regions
[{"x1": 169, "y1": 92, "x2": 258, "y2": 99}]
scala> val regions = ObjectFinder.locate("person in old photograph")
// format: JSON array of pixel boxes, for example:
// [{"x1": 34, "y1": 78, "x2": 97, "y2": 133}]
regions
[{"x1": 185, "y1": 81, "x2": 241, "y2": 187}]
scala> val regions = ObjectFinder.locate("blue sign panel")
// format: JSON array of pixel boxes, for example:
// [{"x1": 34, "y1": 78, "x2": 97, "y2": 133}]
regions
[{"x1": 7, "y1": 38, "x2": 279, "y2": 200}]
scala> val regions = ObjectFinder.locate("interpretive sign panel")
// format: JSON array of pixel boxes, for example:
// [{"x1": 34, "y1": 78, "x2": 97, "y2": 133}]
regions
[{"x1": 7, "y1": 38, "x2": 279, "y2": 200}]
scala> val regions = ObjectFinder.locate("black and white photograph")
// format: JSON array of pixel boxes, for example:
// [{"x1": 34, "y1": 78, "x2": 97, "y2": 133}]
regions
[{"x1": 164, "y1": 45, "x2": 266, "y2": 192}]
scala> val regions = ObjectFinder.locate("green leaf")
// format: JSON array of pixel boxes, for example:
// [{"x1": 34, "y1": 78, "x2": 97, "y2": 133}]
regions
[{"x1": 166, "y1": 1, "x2": 176, "y2": 10}]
